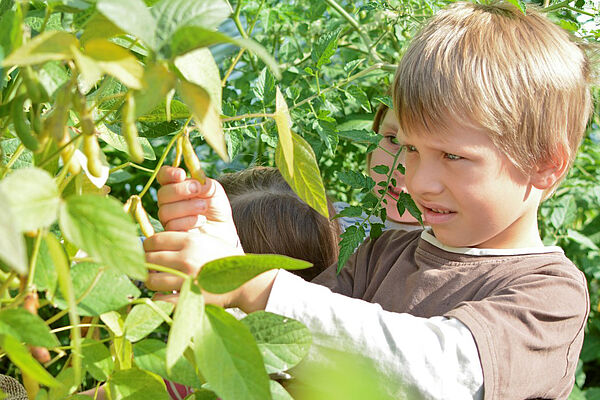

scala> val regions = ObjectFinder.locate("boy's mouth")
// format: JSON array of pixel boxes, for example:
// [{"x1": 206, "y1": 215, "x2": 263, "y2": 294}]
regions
[
  {"x1": 419, "y1": 203, "x2": 456, "y2": 223},
  {"x1": 386, "y1": 185, "x2": 401, "y2": 200}
]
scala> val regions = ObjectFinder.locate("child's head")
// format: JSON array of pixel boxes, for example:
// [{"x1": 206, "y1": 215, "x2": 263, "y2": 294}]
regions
[
  {"x1": 368, "y1": 104, "x2": 419, "y2": 225},
  {"x1": 218, "y1": 167, "x2": 339, "y2": 281},
  {"x1": 393, "y1": 1, "x2": 592, "y2": 196},
  {"x1": 391, "y1": 1, "x2": 593, "y2": 248}
]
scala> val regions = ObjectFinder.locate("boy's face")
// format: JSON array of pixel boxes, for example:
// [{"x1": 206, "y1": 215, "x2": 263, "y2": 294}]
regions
[
  {"x1": 369, "y1": 110, "x2": 419, "y2": 224},
  {"x1": 400, "y1": 120, "x2": 543, "y2": 248}
]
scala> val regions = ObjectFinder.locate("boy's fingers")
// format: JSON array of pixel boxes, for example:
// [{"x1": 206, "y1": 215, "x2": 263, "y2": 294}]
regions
[
  {"x1": 152, "y1": 292, "x2": 179, "y2": 304},
  {"x1": 164, "y1": 215, "x2": 207, "y2": 232},
  {"x1": 156, "y1": 166, "x2": 187, "y2": 185},
  {"x1": 157, "y1": 180, "x2": 202, "y2": 206},
  {"x1": 145, "y1": 272, "x2": 185, "y2": 292},
  {"x1": 158, "y1": 199, "x2": 207, "y2": 224},
  {"x1": 143, "y1": 231, "x2": 188, "y2": 252}
]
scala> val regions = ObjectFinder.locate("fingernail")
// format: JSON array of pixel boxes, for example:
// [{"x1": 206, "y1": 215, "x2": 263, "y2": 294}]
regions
[
  {"x1": 189, "y1": 181, "x2": 201, "y2": 194},
  {"x1": 193, "y1": 199, "x2": 206, "y2": 210},
  {"x1": 176, "y1": 170, "x2": 186, "y2": 181}
]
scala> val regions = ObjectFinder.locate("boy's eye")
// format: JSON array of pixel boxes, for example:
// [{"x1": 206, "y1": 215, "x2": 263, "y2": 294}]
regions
[
  {"x1": 444, "y1": 153, "x2": 462, "y2": 160},
  {"x1": 404, "y1": 145, "x2": 417, "y2": 152}
]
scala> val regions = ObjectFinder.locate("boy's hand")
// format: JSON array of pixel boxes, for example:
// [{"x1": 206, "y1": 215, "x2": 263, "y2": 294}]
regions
[{"x1": 156, "y1": 166, "x2": 229, "y2": 233}]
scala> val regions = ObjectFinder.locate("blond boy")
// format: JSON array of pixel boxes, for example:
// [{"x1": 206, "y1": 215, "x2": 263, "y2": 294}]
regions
[{"x1": 144, "y1": 2, "x2": 592, "y2": 398}]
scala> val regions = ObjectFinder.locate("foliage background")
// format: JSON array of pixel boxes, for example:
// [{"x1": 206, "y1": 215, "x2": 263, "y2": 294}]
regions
[{"x1": 0, "y1": 0, "x2": 598, "y2": 398}]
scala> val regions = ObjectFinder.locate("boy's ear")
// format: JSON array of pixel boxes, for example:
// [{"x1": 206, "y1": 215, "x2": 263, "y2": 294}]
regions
[{"x1": 530, "y1": 148, "x2": 569, "y2": 190}]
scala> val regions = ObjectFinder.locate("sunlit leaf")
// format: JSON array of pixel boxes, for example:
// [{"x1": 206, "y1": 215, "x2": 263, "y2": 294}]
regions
[
  {"x1": 134, "y1": 338, "x2": 203, "y2": 389},
  {"x1": 274, "y1": 87, "x2": 293, "y2": 178},
  {"x1": 198, "y1": 254, "x2": 311, "y2": 294},
  {"x1": 0, "y1": 335, "x2": 60, "y2": 388},
  {"x1": 166, "y1": 278, "x2": 203, "y2": 372},
  {"x1": 84, "y1": 39, "x2": 144, "y2": 89},
  {"x1": 80, "y1": 13, "x2": 124, "y2": 44},
  {"x1": 124, "y1": 300, "x2": 174, "y2": 343},
  {"x1": 0, "y1": 190, "x2": 27, "y2": 275},
  {"x1": 0, "y1": 309, "x2": 59, "y2": 348},
  {"x1": 195, "y1": 305, "x2": 271, "y2": 400},
  {"x1": 177, "y1": 79, "x2": 228, "y2": 161},
  {"x1": 108, "y1": 368, "x2": 170, "y2": 400},
  {"x1": 2, "y1": 31, "x2": 78, "y2": 66},
  {"x1": 168, "y1": 26, "x2": 280, "y2": 79},
  {"x1": 0, "y1": 168, "x2": 60, "y2": 232},
  {"x1": 53, "y1": 262, "x2": 140, "y2": 316},
  {"x1": 275, "y1": 132, "x2": 328, "y2": 218},
  {"x1": 96, "y1": 0, "x2": 157, "y2": 50},
  {"x1": 174, "y1": 48, "x2": 221, "y2": 113},
  {"x1": 81, "y1": 338, "x2": 114, "y2": 382},
  {"x1": 97, "y1": 123, "x2": 156, "y2": 160},
  {"x1": 134, "y1": 62, "x2": 177, "y2": 117},
  {"x1": 241, "y1": 312, "x2": 311, "y2": 374},
  {"x1": 59, "y1": 195, "x2": 147, "y2": 280}
]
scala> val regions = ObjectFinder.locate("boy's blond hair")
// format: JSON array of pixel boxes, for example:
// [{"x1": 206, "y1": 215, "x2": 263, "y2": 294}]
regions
[{"x1": 393, "y1": 1, "x2": 593, "y2": 196}]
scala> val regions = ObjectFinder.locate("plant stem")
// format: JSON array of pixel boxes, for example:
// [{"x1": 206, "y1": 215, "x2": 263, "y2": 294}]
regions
[
  {"x1": 324, "y1": 0, "x2": 383, "y2": 63},
  {"x1": 291, "y1": 63, "x2": 388, "y2": 111},
  {"x1": 138, "y1": 120, "x2": 191, "y2": 199},
  {"x1": 543, "y1": 0, "x2": 571, "y2": 12},
  {"x1": 130, "y1": 298, "x2": 173, "y2": 325},
  {"x1": 26, "y1": 232, "x2": 43, "y2": 289},
  {"x1": 0, "y1": 144, "x2": 25, "y2": 178},
  {"x1": 222, "y1": 112, "x2": 273, "y2": 123},
  {"x1": 146, "y1": 263, "x2": 191, "y2": 281},
  {"x1": 109, "y1": 161, "x2": 154, "y2": 174}
]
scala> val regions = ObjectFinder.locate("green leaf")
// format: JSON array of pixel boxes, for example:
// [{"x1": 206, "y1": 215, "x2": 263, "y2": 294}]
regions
[
  {"x1": 152, "y1": 0, "x2": 231, "y2": 41},
  {"x1": 96, "y1": 0, "x2": 157, "y2": 50},
  {"x1": 124, "y1": 300, "x2": 174, "y2": 342},
  {"x1": 198, "y1": 254, "x2": 311, "y2": 294},
  {"x1": 177, "y1": 79, "x2": 228, "y2": 161},
  {"x1": 1, "y1": 138, "x2": 33, "y2": 169},
  {"x1": 337, "y1": 225, "x2": 366, "y2": 274},
  {"x1": 80, "y1": 13, "x2": 124, "y2": 44},
  {"x1": 312, "y1": 28, "x2": 340, "y2": 69},
  {"x1": 397, "y1": 192, "x2": 422, "y2": 225},
  {"x1": 374, "y1": 95, "x2": 393, "y2": 110},
  {"x1": 32, "y1": 238, "x2": 58, "y2": 297},
  {"x1": 83, "y1": 39, "x2": 144, "y2": 89},
  {"x1": 189, "y1": 389, "x2": 218, "y2": 400},
  {"x1": 97, "y1": 123, "x2": 156, "y2": 160},
  {"x1": 334, "y1": 205, "x2": 363, "y2": 219},
  {"x1": 166, "y1": 278, "x2": 203, "y2": 371},
  {"x1": 270, "y1": 381, "x2": 294, "y2": 400},
  {"x1": 567, "y1": 229, "x2": 599, "y2": 250},
  {"x1": 241, "y1": 311, "x2": 311, "y2": 374},
  {"x1": 134, "y1": 62, "x2": 177, "y2": 118},
  {"x1": 174, "y1": 48, "x2": 221, "y2": 113},
  {"x1": 168, "y1": 26, "x2": 280, "y2": 79},
  {"x1": 108, "y1": 368, "x2": 170, "y2": 400},
  {"x1": 0, "y1": 189, "x2": 27, "y2": 274},
  {"x1": 47, "y1": 367, "x2": 80, "y2": 400},
  {"x1": 0, "y1": 334, "x2": 60, "y2": 388},
  {"x1": 337, "y1": 170, "x2": 375, "y2": 191},
  {"x1": 506, "y1": 0, "x2": 526, "y2": 14},
  {"x1": 2, "y1": 31, "x2": 78, "y2": 66},
  {"x1": 0, "y1": 308, "x2": 58, "y2": 348},
  {"x1": 59, "y1": 195, "x2": 147, "y2": 280},
  {"x1": 347, "y1": 86, "x2": 372, "y2": 113},
  {"x1": 53, "y1": 262, "x2": 140, "y2": 317},
  {"x1": 549, "y1": 195, "x2": 577, "y2": 230},
  {"x1": 137, "y1": 100, "x2": 189, "y2": 123},
  {"x1": 274, "y1": 87, "x2": 294, "y2": 178},
  {"x1": 253, "y1": 68, "x2": 276, "y2": 105},
  {"x1": 0, "y1": 9, "x2": 21, "y2": 59},
  {"x1": 195, "y1": 305, "x2": 271, "y2": 400},
  {"x1": 100, "y1": 311, "x2": 124, "y2": 337},
  {"x1": 134, "y1": 338, "x2": 203, "y2": 388},
  {"x1": 0, "y1": 168, "x2": 60, "y2": 232},
  {"x1": 81, "y1": 338, "x2": 114, "y2": 382},
  {"x1": 372, "y1": 164, "x2": 389, "y2": 175},
  {"x1": 275, "y1": 132, "x2": 329, "y2": 218}
]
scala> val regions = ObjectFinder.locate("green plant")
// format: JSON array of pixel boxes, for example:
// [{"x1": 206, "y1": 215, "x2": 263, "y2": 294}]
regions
[{"x1": 0, "y1": 0, "x2": 598, "y2": 399}]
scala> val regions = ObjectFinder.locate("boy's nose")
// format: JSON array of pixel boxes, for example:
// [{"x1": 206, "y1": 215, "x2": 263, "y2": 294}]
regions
[{"x1": 406, "y1": 160, "x2": 444, "y2": 197}]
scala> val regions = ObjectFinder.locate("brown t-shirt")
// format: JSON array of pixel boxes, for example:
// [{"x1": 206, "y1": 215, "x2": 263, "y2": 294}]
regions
[{"x1": 312, "y1": 229, "x2": 589, "y2": 400}]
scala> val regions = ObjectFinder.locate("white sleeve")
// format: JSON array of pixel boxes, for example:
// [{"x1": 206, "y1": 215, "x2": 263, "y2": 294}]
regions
[{"x1": 265, "y1": 270, "x2": 484, "y2": 400}]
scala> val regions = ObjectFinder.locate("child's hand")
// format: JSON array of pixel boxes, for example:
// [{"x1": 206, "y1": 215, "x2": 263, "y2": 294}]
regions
[
  {"x1": 144, "y1": 230, "x2": 243, "y2": 307},
  {"x1": 156, "y1": 166, "x2": 226, "y2": 232}
]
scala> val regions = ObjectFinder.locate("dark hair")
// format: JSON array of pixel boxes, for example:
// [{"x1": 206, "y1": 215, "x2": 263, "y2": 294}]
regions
[{"x1": 217, "y1": 167, "x2": 340, "y2": 281}]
